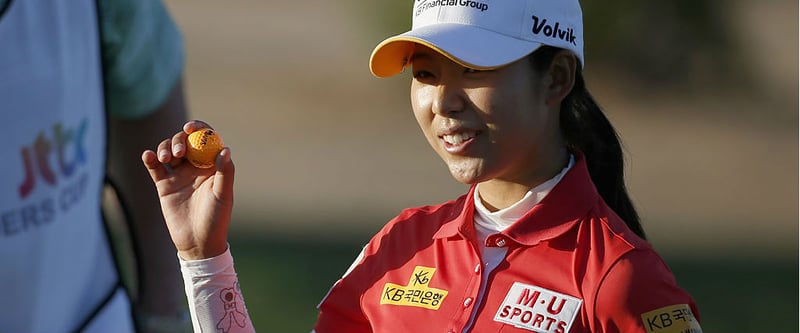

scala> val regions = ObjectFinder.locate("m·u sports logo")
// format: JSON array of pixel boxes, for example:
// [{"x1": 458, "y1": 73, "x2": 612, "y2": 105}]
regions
[{"x1": 494, "y1": 282, "x2": 582, "y2": 333}]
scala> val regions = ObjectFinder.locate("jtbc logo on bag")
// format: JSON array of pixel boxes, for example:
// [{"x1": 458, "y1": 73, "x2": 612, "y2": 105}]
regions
[{"x1": 494, "y1": 282, "x2": 582, "y2": 333}]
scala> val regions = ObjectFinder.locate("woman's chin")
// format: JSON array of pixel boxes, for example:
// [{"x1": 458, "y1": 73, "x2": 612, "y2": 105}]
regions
[{"x1": 447, "y1": 163, "x2": 487, "y2": 185}]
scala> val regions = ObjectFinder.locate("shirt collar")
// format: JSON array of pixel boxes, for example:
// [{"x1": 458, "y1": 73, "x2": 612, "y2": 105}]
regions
[
  {"x1": 473, "y1": 154, "x2": 574, "y2": 231},
  {"x1": 433, "y1": 152, "x2": 599, "y2": 246},
  {"x1": 432, "y1": 187, "x2": 476, "y2": 240}
]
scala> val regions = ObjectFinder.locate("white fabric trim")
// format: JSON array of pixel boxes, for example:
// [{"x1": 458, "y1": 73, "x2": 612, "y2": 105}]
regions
[
  {"x1": 180, "y1": 246, "x2": 255, "y2": 333},
  {"x1": 473, "y1": 154, "x2": 576, "y2": 238}
]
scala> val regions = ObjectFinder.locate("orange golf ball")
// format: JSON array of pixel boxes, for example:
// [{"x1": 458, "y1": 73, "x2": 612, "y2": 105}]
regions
[{"x1": 186, "y1": 129, "x2": 224, "y2": 169}]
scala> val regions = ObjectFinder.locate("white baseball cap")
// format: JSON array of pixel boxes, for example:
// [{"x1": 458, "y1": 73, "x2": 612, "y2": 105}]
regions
[{"x1": 369, "y1": 0, "x2": 584, "y2": 78}]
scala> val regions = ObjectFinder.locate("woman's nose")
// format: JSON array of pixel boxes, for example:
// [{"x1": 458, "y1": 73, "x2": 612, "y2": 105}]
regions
[{"x1": 430, "y1": 83, "x2": 465, "y2": 116}]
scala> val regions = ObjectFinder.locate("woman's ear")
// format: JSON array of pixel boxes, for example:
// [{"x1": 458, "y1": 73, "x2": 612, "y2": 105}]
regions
[{"x1": 544, "y1": 50, "x2": 577, "y2": 107}]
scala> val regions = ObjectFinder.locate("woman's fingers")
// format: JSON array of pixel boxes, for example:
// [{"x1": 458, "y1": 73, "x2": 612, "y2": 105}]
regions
[
  {"x1": 146, "y1": 132, "x2": 188, "y2": 182},
  {"x1": 141, "y1": 149, "x2": 168, "y2": 183},
  {"x1": 156, "y1": 138, "x2": 173, "y2": 164},
  {"x1": 184, "y1": 120, "x2": 213, "y2": 134},
  {"x1": 171, "y1": 130, "x2": 188, "y2": 159},
  {"x1": 141, "y1": 120, "x2": 226, "y2": 185},
  {"x1": 176, "y1": 120, "x2": 216, "y2": 160}
]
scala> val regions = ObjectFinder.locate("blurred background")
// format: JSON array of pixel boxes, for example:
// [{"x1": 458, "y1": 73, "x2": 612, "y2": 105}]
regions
[{"x1": 156, "y1": 0, "x2": 798, "y2": 331}]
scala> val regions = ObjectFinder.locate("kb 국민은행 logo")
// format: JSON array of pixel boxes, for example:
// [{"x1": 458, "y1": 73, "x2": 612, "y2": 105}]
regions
[{"x1": 381, "y1": 266, "x2": 449, "y2": 310}]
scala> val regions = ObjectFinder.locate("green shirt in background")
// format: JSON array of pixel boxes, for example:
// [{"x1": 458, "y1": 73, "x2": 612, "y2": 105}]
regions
[{"x1": 0, "y1": 0, "x2": 185, "y2": 119}]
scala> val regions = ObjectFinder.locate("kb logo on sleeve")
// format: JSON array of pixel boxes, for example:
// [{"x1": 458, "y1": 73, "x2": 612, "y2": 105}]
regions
[{"x1": 641, "y1": 304, "x2": 703, "y2": 333}]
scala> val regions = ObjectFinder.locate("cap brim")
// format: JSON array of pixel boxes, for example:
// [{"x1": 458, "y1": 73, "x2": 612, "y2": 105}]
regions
[{"x1": 369, "y1": 23, "x2": 544, "y2": 78}]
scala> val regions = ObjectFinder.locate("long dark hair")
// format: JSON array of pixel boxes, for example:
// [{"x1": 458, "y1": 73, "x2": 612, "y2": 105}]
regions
[{"x1": 530, "y1": 46, "x2": 647, "y2": 240}]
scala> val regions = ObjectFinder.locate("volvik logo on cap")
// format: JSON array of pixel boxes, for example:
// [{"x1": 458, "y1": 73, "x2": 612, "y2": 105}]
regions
[
  {"x1": 369, "y1": 0, "x2": 585, "y2": 78},
  {"x1": 530, "y1": 14, "x2": 578, "y2": 46}
]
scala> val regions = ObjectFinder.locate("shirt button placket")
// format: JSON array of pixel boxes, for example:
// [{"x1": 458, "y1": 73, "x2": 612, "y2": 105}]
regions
[{"x1": 463, "y1": 297, "x2": 473, "y2": 308}]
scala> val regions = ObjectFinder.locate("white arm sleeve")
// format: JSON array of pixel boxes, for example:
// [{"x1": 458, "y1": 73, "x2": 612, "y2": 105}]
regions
[{"x1": 179, "y1": 247, "x2": 256, "y2": 333}]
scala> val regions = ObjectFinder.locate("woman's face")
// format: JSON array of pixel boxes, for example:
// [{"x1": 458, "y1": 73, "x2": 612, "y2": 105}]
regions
[{"x1": 409, "y1": 46, "x2": 564, "y2": 186}]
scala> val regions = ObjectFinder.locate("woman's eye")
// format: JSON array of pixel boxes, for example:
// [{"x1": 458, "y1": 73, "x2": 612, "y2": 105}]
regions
[{"x1": 413, "y1": 70, "x2": 433, "y2": 79}]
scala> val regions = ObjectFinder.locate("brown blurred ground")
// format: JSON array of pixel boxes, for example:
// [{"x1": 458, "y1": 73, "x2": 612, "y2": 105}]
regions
[{"x1": 163, "y1": 0, "x2": 797, "y2": 259}]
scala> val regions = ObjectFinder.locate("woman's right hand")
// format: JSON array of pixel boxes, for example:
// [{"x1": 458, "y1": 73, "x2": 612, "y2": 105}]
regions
[{"x1": 141, "y1": 120, "x2": 235, "y2": 260}]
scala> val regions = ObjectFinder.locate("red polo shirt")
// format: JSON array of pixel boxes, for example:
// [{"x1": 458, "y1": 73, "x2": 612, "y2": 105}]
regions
[{"x1": 316, "y1": 155, "x2": 702, "y2": 333}]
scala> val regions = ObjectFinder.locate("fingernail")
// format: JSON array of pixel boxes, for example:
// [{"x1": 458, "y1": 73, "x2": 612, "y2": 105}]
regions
[
  {"x1": 158, "y1": 150, "x2": 169, "y2": 161},
  {"x1": 174, "y1": 143, "x2": 185, "y2": 154},
  {"x1": 216, "y1": 148, "x2": 229, "y2": 169}
]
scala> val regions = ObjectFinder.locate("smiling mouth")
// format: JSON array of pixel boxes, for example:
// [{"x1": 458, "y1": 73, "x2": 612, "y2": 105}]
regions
[{"x1": 442, "y1": 132, "x2": 478, "y2": 145}]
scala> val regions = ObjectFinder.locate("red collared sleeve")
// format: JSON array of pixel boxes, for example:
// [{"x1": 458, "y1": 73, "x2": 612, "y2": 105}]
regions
[
  {"x1": 315, "y1": 277, "x2": 372, "y2": 333},
  {"x1": 593, "y1": 249, "x2": 703, "y2": 333}
]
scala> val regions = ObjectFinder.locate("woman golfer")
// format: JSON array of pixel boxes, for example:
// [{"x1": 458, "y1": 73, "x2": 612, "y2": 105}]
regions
[{"x1": 143, "y1": 0, "x2": 703, "y2": 332}]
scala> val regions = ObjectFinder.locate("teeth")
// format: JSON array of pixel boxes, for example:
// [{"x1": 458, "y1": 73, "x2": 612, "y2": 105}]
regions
[{"x1": 443, "y1": 132, "x2": 475, "y2": 145}]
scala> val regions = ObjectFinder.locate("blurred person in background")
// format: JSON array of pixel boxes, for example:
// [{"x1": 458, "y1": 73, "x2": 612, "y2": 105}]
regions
[
  {"x1": 0, "y1": 0, "x2": 189, "y2": 332},
  {"x1": 143, "y1": 0, "x2": 704, "y2": 332}
]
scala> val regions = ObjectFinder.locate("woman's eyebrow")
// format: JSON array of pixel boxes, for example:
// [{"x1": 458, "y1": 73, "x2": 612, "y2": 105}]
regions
[{"x1": 408, "y1": 53, "x2": 433, "y2": 63}]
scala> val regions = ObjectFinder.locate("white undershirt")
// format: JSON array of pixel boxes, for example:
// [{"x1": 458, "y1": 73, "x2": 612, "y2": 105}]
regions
[{"x1": 464, "y1": 154, "x2": 574, "y2": 332}]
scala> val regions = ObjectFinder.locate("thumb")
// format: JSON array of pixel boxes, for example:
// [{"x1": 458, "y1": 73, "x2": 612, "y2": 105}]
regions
[{"x1": 212, "y1": 147, "x2": 235, "y2": 199}]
